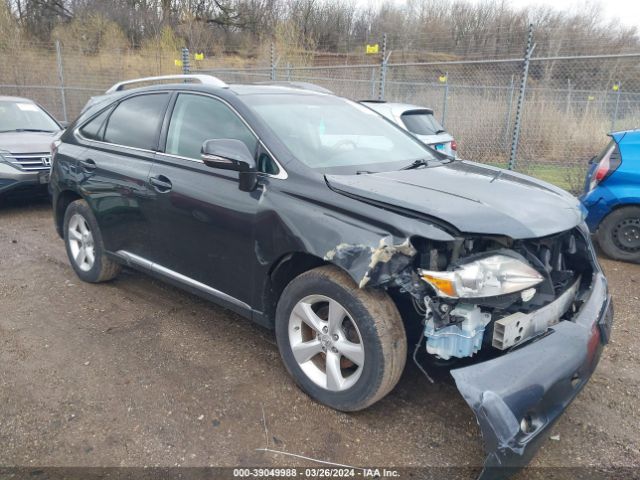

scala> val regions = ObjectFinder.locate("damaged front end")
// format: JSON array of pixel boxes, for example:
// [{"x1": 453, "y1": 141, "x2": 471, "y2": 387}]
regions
[
  {"x1": 452, "y1": 274, "x2": 611, "y2": 478},
  {"x1": 325, "y1": 224, "x2": 613, "y2": 477}
]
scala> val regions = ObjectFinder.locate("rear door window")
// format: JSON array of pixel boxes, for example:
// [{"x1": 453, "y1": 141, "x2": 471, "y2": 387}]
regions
[
  {"x1": 104, "y1": 93, "x2": 169, "y2": 150},
  {"x1": 401, "y1": 111, "x2": 444, "y2": 136}
]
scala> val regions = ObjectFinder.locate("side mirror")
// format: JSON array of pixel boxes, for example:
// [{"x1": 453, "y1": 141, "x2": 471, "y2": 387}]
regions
[{"x1": 201, "y1": 139, "x2": 258, "y2": 192}]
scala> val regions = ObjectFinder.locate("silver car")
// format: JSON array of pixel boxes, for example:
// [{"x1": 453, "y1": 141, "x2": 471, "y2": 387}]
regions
[
  {"x1": 360, "y1": 101, "x2": 457, "y2": 157},
  {"x1": 0, "y1": 96, "x2": 63, "y2": 197}
]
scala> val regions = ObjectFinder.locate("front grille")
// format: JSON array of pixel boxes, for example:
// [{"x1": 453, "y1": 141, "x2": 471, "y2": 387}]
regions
[{"x1": 5, "y1": 153, "x2": 52, "y2": 172}]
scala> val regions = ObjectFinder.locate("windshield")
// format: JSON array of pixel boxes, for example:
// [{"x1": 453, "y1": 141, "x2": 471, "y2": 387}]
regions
[
  {"x1": 400, "y1": 110, "x2": 445, "y2": 136},
  {"x1": 0, "y1": 100, "x2": 60, "y2": 133},
  {"x1": 244, "y1": 94, "x2": 435, "y2": 173}
]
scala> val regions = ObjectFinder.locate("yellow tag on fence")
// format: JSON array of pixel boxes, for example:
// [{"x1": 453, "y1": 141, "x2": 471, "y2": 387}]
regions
[
  {"x1": 612, "y1": 84, "x2": 620, "y2": 91},
  {"x1": 587, "y1": 95, "x2": 595, "y2": 101},
  {"x1": 439, "y1": 75, "x2": 447, "y2": 83},
  {"x1": 174, "y1": 59, "x2": 183, "y2": 67},
  {"x1": 195, "y1": 53, "x2": 204, "y2": 61},
  {"x1": 366, "y1": 44, "x2": 379, "y2": 54}
]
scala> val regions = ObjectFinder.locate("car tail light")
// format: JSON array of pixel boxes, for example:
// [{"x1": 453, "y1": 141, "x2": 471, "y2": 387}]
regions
[
  {"x1": 451, "y1": 139, "x2": 457, "y2": 151},
  {"x1": 589, "y1": 143, "x2": 621, "y2": 191}
]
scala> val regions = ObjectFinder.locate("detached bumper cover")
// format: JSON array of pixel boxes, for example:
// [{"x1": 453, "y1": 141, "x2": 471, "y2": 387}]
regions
[{"x1": 451, "y1": 272, "x2": 612, "y2": 479}]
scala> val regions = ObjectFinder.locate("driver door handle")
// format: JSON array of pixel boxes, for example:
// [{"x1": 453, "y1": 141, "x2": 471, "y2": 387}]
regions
[{"x1": 149, "y1": 175, "x2": 172, "y2": 193}]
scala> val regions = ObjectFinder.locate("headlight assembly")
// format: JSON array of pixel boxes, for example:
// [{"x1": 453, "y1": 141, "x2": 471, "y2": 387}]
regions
[{"x1": 419, "y1": 254, "x2": 544, "y2": 299}]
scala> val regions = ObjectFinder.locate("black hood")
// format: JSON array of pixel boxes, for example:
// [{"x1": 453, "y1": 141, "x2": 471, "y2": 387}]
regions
[{"x1": 325, "y1": 161, "x2": 584, "y2": 239}]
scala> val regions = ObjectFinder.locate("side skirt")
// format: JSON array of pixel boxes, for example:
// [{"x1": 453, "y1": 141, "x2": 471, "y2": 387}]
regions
[{"x1": 108, "y1": 250, "x2": 272, "y2": 329}]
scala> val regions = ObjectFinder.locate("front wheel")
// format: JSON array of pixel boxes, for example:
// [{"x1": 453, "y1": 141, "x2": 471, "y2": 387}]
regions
[
  {"x1": 596, "y1": 206, "x2": 640, "y2": 263},
  {"x1": 275, "y1": 266, "x2": 407, "y2": 411}
]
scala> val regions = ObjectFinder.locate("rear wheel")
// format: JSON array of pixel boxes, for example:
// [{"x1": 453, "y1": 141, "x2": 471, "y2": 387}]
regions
[
  {"x1": 275, "y1": 265, "x2": 407, "y2": 411},
  {"x1": 596, "y1": 206, "x2": 640, "y2": 263},
  {"x1": 63, "y1": 199, "x2": 121, "y2": 282}
]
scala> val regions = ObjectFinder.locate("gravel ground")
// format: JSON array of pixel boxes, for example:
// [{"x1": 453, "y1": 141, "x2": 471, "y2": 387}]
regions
[{"x1": 0, "y1": 199, "x2": 638, "y2": 479}]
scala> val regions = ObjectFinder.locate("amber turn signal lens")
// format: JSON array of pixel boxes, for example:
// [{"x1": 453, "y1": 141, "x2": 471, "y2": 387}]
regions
[{"x1": 421, "y1": 274, "x2": 457, "y2": 297}]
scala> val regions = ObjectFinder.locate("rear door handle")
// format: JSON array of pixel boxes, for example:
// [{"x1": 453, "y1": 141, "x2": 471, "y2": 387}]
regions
[
  {"x1": 79, "y1": 158, "x2": 96, "y2": 172},
  {"x1": 149, "y1": 175, "x2": 172, "y2": 193}
]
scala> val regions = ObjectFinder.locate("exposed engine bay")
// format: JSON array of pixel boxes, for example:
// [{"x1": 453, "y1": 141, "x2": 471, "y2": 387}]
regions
[
  {"x1": 409, "y1": 228, "x2": 595, "y2": 361},
  {"x1": 321, "y1": 168, "x2": 611, "y2": 476}
]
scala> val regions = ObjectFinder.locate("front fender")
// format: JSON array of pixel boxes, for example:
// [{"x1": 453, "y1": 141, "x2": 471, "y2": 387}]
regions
[{"x1": 255, "y1": 179, "x2": 454, "y2": 294}]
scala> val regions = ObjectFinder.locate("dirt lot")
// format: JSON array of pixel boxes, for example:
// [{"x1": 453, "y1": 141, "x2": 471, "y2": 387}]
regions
[{"x1": 1, "y1": 199, "x2": 639, "y2": 478}]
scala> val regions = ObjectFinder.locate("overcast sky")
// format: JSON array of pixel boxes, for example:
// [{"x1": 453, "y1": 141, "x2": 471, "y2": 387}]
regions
[
  {"x1": 361, "y1": 0, "x2": 640, "y2": 29},
  {"x1": 500, "y1": 0, "x2": 640, "y2": 28}
]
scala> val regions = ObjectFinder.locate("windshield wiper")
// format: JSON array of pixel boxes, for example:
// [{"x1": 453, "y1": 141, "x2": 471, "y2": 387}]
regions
[
  {"x1": 434, "y1": 129, "x2": 446, "y2": 134},
  {"x1": 0, "y1": 128, "x2": 57, "y2": 133},
  {"x1": 401, "y1": 159, "x2": 430, "y2": 170}
]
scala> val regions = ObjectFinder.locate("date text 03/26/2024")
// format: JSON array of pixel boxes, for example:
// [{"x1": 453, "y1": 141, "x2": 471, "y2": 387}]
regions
[{"x1": 233, "y1": 468, "x2": 400, "y2": 477}]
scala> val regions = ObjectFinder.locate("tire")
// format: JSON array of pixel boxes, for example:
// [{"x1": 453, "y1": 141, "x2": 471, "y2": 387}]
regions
[
  {"x1": 63, "y1": 199, "x2": 121, "y2": 282},
  {"x1": 596, "y1": 206, "x2": 640, "y2": 263},
  {"x1": 275, "y1": 265, "x2": 407, "y2": 411}
]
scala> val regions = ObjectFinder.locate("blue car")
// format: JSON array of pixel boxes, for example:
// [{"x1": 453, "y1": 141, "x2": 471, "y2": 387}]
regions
[{"x1": 581, "y1": 129, "x2": 640, "y2": 262}]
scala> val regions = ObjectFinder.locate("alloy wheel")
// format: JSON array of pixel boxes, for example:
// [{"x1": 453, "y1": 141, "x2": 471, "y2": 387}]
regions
[
  {"x1": 67, "y1": 213, "x2": 96, "y2": 272},
  {"x1": 288, "y1": 294, "x2": 365, "y2": 392}
]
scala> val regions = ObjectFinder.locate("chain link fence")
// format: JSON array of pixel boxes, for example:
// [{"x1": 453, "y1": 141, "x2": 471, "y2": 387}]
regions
[{"x1": 2, "y1": 33, "x2": 639, "y2": 193}]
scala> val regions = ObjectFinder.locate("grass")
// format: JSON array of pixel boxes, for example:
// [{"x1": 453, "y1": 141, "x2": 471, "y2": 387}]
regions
[
  {"x1": 486, "y1": 162, "x2": 586, "y2": 194},
  {"x1": 526, "y1": 165, "x2": 586, "y2": 193}
]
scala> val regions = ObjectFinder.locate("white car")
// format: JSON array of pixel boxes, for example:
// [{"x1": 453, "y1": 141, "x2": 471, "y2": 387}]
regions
[{"x1": 360, "y1": 101, "x2": 457, "y2": 157}]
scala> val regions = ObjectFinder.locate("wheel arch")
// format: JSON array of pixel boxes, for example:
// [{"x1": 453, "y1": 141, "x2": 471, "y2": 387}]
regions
[
  {"x1": 595, "y1": 201, "x2": 640, "y2": 228},
  {"x1": 54, "y1": 189, "x2": 84, "y2": 238},
  {"x1": 261, "y1": 251, "x2": 333, "y2": 327}
]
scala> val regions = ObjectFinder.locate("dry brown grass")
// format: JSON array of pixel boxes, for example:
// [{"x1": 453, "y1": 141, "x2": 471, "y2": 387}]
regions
[{"x1": 1, "y1": 38, "x2": 638, "y2": 193}]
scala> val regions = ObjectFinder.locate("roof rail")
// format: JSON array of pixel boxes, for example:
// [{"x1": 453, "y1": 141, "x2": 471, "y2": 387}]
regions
[
  {"x1": 106, "y1": 74, "x2": 228, "y2": 94},
  {"x1": 255, "y1": 81, "x2": 333, "y2": 95}
]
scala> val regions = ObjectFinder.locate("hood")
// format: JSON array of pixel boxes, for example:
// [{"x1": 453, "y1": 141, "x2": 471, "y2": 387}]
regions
[
  {"x1": 0, "y1": 131, "x2": 60, "y2": 154},
  {"x1": 325, "y1": 161, "x2": 583, "y2": 239}
]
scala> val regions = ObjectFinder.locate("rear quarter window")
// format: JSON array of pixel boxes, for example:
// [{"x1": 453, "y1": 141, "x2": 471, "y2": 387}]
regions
[{"x1": 79, "y1": 107, "x2": 112, "y2": 141}]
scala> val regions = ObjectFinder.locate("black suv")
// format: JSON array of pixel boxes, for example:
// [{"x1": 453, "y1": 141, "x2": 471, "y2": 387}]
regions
[{"x1": 50, "y1": 75, "x2": 612, "y2": 473}]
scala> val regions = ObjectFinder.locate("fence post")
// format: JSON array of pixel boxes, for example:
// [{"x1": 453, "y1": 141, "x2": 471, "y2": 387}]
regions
[
  {"x1": 55, "y1": 40, "x2": 68, "y2": 123},
  {"x1": 565, "y1": 78, "x2": 572, "y2": 115},
  {"x1": 441, "y1": 71, "x2": 449, "y2": 127},
  {"x1": 611, "y1": 83, "x2": 621, "y2": 131},
  {"x1": 286, "y1": 62, "x2": 291, "y2": 81},
  {"x1": 508, "y1": 24, "x2": 535, "y2": 171},
  {"x1": 378, "y1": 33, "x2": 387, "y2": 101},
  {"x1": 504, "y1": 74, "x2": 515, "y2": 147},
  {"x1": 270, "y1": 43, "x2": 276, "y2": 81},
  {"x1": 181, "y1": 47, "x2": 190, "y2": 75},
  {"x1": 370, "y1": 67, "x2": 376, "y2": 98}
]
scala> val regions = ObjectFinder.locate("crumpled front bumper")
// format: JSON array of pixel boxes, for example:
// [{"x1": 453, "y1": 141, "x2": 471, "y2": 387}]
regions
[{"x1": 451, "y1": 272, "x2": 612, "y2": 479}]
